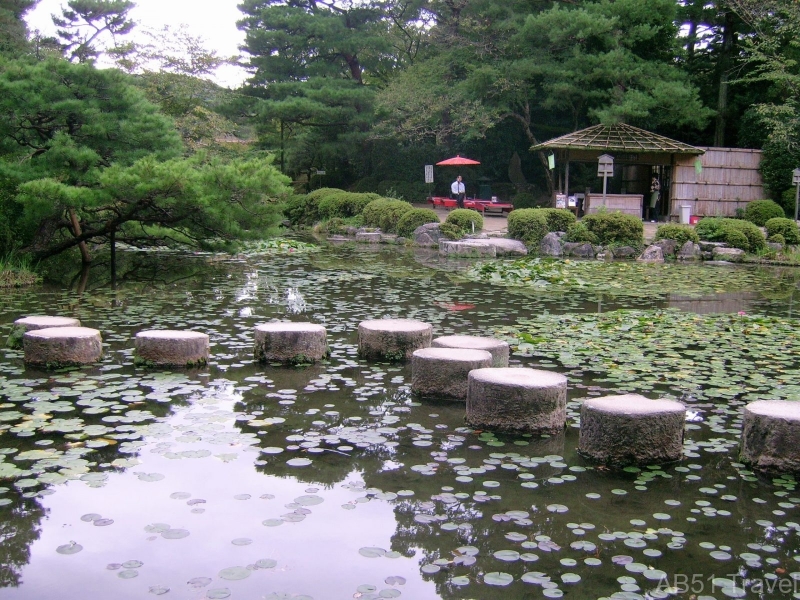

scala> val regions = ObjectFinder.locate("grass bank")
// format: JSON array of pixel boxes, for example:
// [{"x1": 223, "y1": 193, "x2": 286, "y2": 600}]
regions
[{"x1": 0, "y1": 253, "x2": 41, "y2": 287}]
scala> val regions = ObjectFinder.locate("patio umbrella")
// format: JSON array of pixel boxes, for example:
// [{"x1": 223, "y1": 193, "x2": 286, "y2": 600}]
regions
[{"x1": 436, "y1": 155, "x2": 481, "y2": 166}]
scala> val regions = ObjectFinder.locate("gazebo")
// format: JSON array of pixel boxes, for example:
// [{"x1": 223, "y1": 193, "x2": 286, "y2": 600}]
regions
[{"x1": 531, "y1": 124, "x2": 704, "y2": 220}]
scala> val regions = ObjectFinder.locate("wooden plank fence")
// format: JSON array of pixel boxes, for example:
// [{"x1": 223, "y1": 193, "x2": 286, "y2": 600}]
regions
[{"x1": 670, "y1": 148, "x2": 764, "y2": 218}]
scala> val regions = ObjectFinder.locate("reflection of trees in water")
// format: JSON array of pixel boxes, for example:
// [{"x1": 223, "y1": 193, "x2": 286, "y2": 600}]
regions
[{"x1": 0, "y1": 496, "x2": 46, "y2": 588}]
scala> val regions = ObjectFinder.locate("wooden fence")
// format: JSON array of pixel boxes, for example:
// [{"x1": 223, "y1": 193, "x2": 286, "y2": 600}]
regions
[{"x1": 670, "y1": 147, "x2": 764, "y2": 218}]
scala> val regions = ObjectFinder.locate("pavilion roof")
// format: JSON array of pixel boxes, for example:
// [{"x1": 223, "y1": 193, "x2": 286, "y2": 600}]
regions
[{"x1": 530, "y1": 123, "x2": 704, "y2": 155}]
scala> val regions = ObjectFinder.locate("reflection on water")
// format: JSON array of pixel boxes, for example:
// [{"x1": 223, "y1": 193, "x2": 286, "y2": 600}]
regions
[{"x1": 1, "y1": 247, "x2": 800, "y2": 599}]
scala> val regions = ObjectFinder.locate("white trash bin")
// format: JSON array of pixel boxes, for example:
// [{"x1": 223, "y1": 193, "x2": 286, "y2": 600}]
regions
[{"x1": 679, "y1": 205, "x2": 692, "y2": 225}]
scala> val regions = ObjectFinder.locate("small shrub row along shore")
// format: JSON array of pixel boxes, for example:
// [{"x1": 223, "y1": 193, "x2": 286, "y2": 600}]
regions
[{"x1": 0, "y1": 253, "x2": 40, "y2": 288}]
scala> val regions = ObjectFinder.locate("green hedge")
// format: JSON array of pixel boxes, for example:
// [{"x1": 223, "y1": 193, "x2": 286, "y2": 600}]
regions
[
  {"x1": 445, "y1": 208, "x2": 484, "y2": 233},
  {"x1": 563, "y1": 222, "x2": 598, "y2": 244},
  {"x1": 438, "y1": 221, "x2": 464, "y2": 240},
  {"x1": 655, "y1": 224, "x2": 699, "y2": 247},
  {"x1": 743, "y1": 199, "x2": 784, "y2": 226},
  {"x1": 362, "y1": 198, "x2": 414, "y2": 233},
  {"x1": 532, "y1": 208, "x2": 576, "y2": 233},
  {"x1": 283, "y1": 187, "x2": 345, "y2": 227},
  {"x1": 396, "y1": 208, "x2": 440, "y2": 238},
  {"x1": 695, "y1": 217, "x2": 766, "y2": 252},
  {"x1": 507, "y1": 208, "x2": 548, "y2": 248},
  {"x1": 318, "y1": 192, "x2": 380, "y2": 220},
  {"x1": 581, "y1": 212, "x2": 644, "y2": 247},
  {"x1": 765, "y1": 217, "x2": 800, "y2": 245}
]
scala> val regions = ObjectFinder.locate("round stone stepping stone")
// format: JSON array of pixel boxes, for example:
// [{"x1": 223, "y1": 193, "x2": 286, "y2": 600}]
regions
[
  {"x1": 8, "y1": 315, "x2": 81, "y2": 349},
  {"x1": 134, "y1": 330, "x2": 209, "y2": 367},
  {"x1": 254, "y1": 322, "x2": 327, "y2": 364},
  {"x1": 578, "y1": 394, "x2": 685, "y2": 465},
  {"x1": 412, "y1": 348, "x2": 493, "y2": 400},
  {"x1": 466, "y1": 368, "x2": 567, "y2": 434},
  {"x1": 741, "y1": 400, "x2": 800, "y2": 473},
  {"x1": 432, "y1": 335, "x2": 509, "y2": 367},
  {"x1": 358, "y1": 319, "x2": 432, "y2": 361},
  {"x1": 23, "y1": 327, "x2": 102, "y2": 368}
]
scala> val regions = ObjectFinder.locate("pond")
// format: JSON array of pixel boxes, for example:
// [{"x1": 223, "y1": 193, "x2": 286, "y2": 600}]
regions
[{"x1": 2, "y1": 243, "x2": 800, "y2": 600}]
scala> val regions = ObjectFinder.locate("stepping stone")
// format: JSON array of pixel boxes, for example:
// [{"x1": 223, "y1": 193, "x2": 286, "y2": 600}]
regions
[
  {"x1": 741, "y1": 400, "x2": 800, "y2": 473},
  {"x1": 23, "y1": 327, "x2": 102, "y2": 368},
  {"x1": 134, "y1": 330, "x2": 210, "y2": 367},
  {"x1": 358, "y1": 319, "x2": 432, "y2": 361},
  {"x1": 466, "y1": 368, "x2": 567, "y2": 434},
  {"x1": 254, "y1": 322, "x2": 327, "y2": 364},
  {"x1": 8, "y1": 315, "x2": 81, "y2": 349},
  {"x1": 578, "y1": 394, "x2": 685, "y2": 465},
  {"x1": 412, "y1": 348, "x2": 493, "y2": 400},
  {"x1": 432, "y1": 335, "x2": 509, "y2": 367}
]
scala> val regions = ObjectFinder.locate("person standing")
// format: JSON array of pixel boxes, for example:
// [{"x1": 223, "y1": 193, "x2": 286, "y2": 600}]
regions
[
  {"x1": 649, "y1": 176, "x2": 660, "y2": 222},
  {"x1": 451, "y1": 175, "x2": 466, "y2": 208}
]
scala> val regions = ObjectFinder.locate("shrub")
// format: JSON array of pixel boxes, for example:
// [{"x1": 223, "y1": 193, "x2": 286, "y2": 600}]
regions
[
  {"x1": 695, "y1": 217, "x2": 766, "y2": 252},
  {"x1": 743, "y1": 199, "x2": 784, "y2": 226},
  {"x1": 532, "y1": 208, "x2": 576, "y2": 233},
  {"x1": 376, "y1": 180, "x2": 429, "y2": 202},
  {"x1": 581, "y1": 212, "x2": 644, "y2": 247},
  {"x1": 318, "y1": 192, "x2": 380, "y2": 220},
  {"x1": 438, "y1": 221, "x2": 464, "y2": 240},
  {"x1": 768, "y1": 233, "x2": 786, "y2": 246},
  {"x1": 765, "y1": 217, "x2": 800, "y2": 244},
  {"x1": 282, "y1": 194, "x2": 319, "y2": 227},
  {"x1": 563, "y1": 222, "x2": 598, "y2": 244},
  {"x1": 396, "y1": 208, "x2": 440, "y2": 238},
  {"x1": 508, "y1": 208, "x2": 548, "y2": 248},
  {"x1": 320, "y1": 216, "x2": 362, "y2": 235},
  {"x1": 362, "y1": 199, "x2": 414, "y2": 233},
  {"x1": 655, "y1": 224, "x2": 699, "y2": 247},
  {"x1": 724, "y1": 228, "x2": 750, "y2": 250},
  {"x1": 282, "y1": 187, "x2": 345, "y2": 227},
  {"x1": 446, "y1": 208, "x2": 484, "y2": 233}
]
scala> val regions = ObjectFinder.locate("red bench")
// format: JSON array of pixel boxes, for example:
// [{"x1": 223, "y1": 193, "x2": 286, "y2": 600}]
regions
[{"x1": 428, "y1": 197, "x2": 513, "y2": 214}]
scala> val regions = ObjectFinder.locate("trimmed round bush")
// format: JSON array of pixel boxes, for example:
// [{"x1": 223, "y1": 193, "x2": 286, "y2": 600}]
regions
[
  {"x1": 743, "y1": 199, "x2": 785, "y2": 226},
  {"x1": 446, "y1": 208, "x2": 484, "y2": 233},
  {"x1": 582, "y1": 212, "x2": 644, "y2": 247},
  {"x1": 563, "y1": 221, "x2": 598, "y2": 244},
  {"x1": 396, "y1": 208, "x2": 440, "y2": 238},
  {"x1": 768, "y1": 233, "x2": 786, "y2": 246},
  {"x1": 438, "y1": 221, "x2": 464, "y2": 240},
  {"x1": 283, "y1": 194, "x2": 319, "y2": 227},
  {"x1": 318, "y1": 192, "x2": 380, "y2": 220},
  {"x1": 724, "y1": 228, "x2": 750, "y2": 250},
  {"x1": 696, "y1": 217, "x2": 765, "y2": 252},
  {"x1": 532, "y1": 208, "x2": 577, "y2": 233},
  {"x1": 362, "y1": 199, "x2": 414, "y2": 233},
  {"x1": 655, "y1": 224, "x2": 699, "y2": 247},
  {"x1": 765, "y1": 217, "x2": 800, "y2": 244},
  {"x1": 508, "y1": 208, "x2": 548, "y2": 248}
]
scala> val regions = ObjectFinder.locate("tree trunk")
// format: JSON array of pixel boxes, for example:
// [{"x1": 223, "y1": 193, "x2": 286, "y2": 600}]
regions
[
  {"x1": 110, "y1": 227, "x2": 116, "y2": 287},
  {"x1": 68, "y1": 208, "x2": 92, "y2": 265},
  {"x1": 714, "y1": 9, "x2": 736, "y2": 147}
]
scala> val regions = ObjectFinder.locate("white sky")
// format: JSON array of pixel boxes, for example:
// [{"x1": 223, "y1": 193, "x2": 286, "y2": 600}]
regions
[{"x1": 26, "y1": 0, "x2": 249, "y2": 87}]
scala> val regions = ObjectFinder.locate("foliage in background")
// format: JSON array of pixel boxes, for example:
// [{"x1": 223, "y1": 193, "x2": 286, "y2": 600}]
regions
[
  {"x1": 743, "y1": 198, "x2": 785, "y2": 226},
  {"x1": 655, "y1": 224, "x2": 700, "y2": 246}
]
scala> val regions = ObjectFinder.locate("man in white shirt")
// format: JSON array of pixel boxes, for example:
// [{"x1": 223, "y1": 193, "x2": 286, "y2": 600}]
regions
[{"x1": 451, "y1": 175, "x2": 466, "y2": 208}]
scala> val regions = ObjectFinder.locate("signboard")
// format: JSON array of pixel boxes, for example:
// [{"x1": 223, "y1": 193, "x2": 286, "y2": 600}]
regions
[
  {"x1": 316, "y1": 170, "x2": 326, "y2": 175},
  {"x1": 424, "y1": 165, "x2": 434, "y2": 184},
  {"x1": 556, "y1": 194, "x2": 567, "y2": 209}
]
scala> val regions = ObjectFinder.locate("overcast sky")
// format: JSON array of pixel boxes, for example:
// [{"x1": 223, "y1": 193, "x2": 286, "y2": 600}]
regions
[{"x1": 26, "y1": 0, "x2": 249, "y2": 87}]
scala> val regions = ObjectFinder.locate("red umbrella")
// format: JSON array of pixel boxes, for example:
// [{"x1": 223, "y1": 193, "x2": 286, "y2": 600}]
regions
[{"x1": 436, "y1": 155, "x2": 481, "y2": 166}]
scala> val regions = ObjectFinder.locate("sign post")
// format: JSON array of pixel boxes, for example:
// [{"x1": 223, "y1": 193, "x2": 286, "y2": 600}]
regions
[
  {"x1": 793, "y1": 168, "x2": 800, "y2": 221},
  {"x1": 597, "y1": 154, "x2": 614, "y2": 208},
  {"x1": 424, "y1": 164, "x2": 434, "y2": 200}
]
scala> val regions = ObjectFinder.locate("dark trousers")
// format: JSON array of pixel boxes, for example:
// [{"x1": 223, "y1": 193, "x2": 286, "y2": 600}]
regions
[{"x1": 456, "y1": 193, "x2": 465, "y2": 208}]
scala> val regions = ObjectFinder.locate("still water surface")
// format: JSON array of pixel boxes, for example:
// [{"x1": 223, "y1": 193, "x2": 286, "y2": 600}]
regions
[{"x1": 2, "y1": 245, "x2": 800, "y2": 600}]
